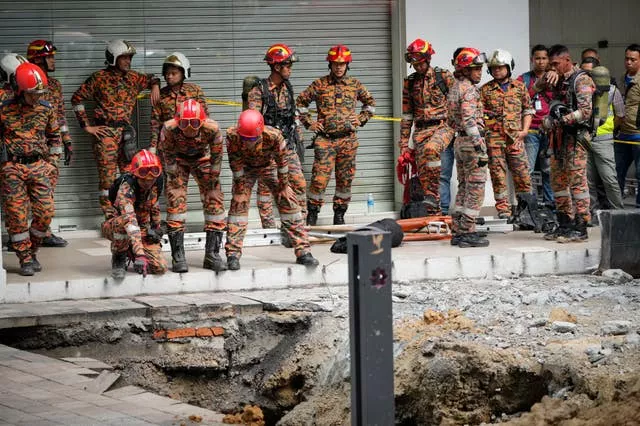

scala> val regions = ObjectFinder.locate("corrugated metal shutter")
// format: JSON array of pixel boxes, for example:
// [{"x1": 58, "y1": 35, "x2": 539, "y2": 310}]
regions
[{"x1": 0, "y1": 0, "x2": 394, "y2": 231}]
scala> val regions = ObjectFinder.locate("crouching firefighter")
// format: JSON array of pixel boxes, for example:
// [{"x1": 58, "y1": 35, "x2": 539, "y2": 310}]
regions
[
  {"x1": 102, "y1": 150, "x2": 168, "y2": 280},
  {"x1": 159, "y1": 99, "x2": 227, "y2": 272}
]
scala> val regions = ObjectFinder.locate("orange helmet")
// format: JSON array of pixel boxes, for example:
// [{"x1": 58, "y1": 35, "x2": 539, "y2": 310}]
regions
[
  {"x1": 326, "y1": 44, "x2": 352, "y2": 63},
  {"x1": 15, "y1": 63, "x2": 48, "y2": 95},
  {"x1": 176, "y1": 99, "x2": 206, "y2": 130},
  {"x1": 264, "y1": 43, "x2": 298, "y2": 64},
  {"x1": 129, "y1": 149, "x2": 162, "y2": 179},
  {"x1": 453, "y1": 48, "x2": 487, "y2": 72},
  {"x1": 27, "y1": 40, "x2": 57, "y2": 61},
  {"x1": 405, "y1": 39, "x2": 435, "y2": 64},
  {"x1": 237, "y1": 109, "x2": 264, "y2": 139}
]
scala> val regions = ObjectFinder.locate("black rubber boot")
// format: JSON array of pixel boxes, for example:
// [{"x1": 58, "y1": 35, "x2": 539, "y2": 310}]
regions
[
  {"x1": 203, "y1": 231, "x2": 227, "y2": 272},
  {"x1": 111, "y1": 252, "x2": 128, "y2": 280},
  {"x1": 333, "y1": 205, "x2": 347, "y2": 225},
  {"x1": 227, "y1": 255, "x2": 240, "y2": 271},
  {"x1": 558, "y1": 215, "x2": 588, "y2": 243},
  {"x1": 458, "y1": 232, "x2": 490, "y2": 248},
  {"x1": 296, "y1": 252, "x2": 319, "y2": 267},
  {"x1": 423, "y1": 195, "x2": 441, "y2": 215},
  {"x1": 544, "y1": 212, "x2": 572, "y2": 241},
  {"x1": 41, "y1": 233, "x2": 68, "y2": 247},
  {"x1": 168, "y1": 231, "x2": 188, "y2": 273},
  {"x1": 19, "y1": 261, "x2": 35, "y2": 277},
  {"x1": 31, "y1": 255, "x2": 42, "y2": 272},
  {"x1": 306, "y1": 203, "x2": 319, "y2": 226}
]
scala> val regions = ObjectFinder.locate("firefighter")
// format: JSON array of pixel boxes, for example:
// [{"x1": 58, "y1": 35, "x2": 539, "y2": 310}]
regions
[
  {"x1": 102, "y1": 149, "x2": 168, "y2": 280},
  {"x1": 0, "y1": 63, "x2": 61, "y2": 276},
  {"x1": 0, "y1": 53, "x2": 27, "y2": 101},
  {"x1": 246, "y1": 43, "x2": 307, "y2": 229},
  {"x1": 150, "y1": 52, "x2": 208, "y2": 154},
  {"x1": 447, "y1": 48, "x2": 490, "y2": 248},
  {"x1": 160, "y1": 99, "x2": 227, "y2": 273},
  {"x1": 400, "y1": 39, "x2": 455, "y2": 215},
  {"x1": 71, "y1": 39, "x2": 160, "y2": 219},
  {"x1": 297, "y1": 44, "x2": 376, "y2": 225},
  {"x1": 225, "y1": 109, "x2": 319, "y2": 270},
  {"x1": 26, "y1": 40, "x2": 73, "y2": 247}
]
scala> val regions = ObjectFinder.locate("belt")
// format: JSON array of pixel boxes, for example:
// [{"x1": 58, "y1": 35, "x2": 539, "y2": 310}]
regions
[
  {"x1": 458, "y1": 129, "x2": 486, "y2": 137},
  {"x1": 415, "y1": 119, "x2": 444, "y2": 129},
  {"x1": 95, "y1": 119, "x2": 130, "y2": 128},
  {"x1": 9, "y1": 154, "x2": 43, "y2": 164},
  {"x1": 318, "y1": 130, "x2": 354, "y2": 139},
  {"x1": 176, "y1": 151, "x2": 205, "y2": 160}
]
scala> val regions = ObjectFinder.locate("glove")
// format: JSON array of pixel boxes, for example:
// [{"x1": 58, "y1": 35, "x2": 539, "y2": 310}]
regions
[
  {"x1": 64, "y1": 143, "x2": 73, "y2": 166},
  {"x1": 474, "y1": 143, "x2": 488, "y2": 168},
  {"x1": 133, "y1": 255, "x2": 148, "y2": 277}
]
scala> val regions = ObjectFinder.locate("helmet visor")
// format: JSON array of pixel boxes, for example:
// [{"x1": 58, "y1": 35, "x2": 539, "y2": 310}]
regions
[
  {"x1": 136, "y1": 165, "x2": 161, "y2": 178},
  {"x1": 405, "y1": 51, "x2": 429, "y2": 64},
  {"x1": 472, "y1": 52, "x2": 488, "y2": 66}
]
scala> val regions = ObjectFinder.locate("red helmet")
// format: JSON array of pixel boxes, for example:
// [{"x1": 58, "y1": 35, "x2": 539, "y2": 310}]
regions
[
  {"x1": 176, "y1": 99, "x2": 206, "y2": 130},
  {"x1": 15, "y1": 63, "x2": 48, "y2": 95},
  {"x1": 326, "y1": 44, "x2": 352, "y2": 63},
  {"x1": 264, "y1": 43, "x2": 298, "y2": 64},
  {"x1": 130, "y1": 149, "x2": 162, "y2": 179},
  {"x1": 26, "y1": 40, "x2": 57, "y2": 61},
  {"x1": 405, "y1": 39, "x2": 435, "y2": 64},
  {"x1": 453, "y1": 48, "x2": 487, "y2": 72},
  {"x1": 237, "y1": 109, "x2": 264, "y2": 138}
]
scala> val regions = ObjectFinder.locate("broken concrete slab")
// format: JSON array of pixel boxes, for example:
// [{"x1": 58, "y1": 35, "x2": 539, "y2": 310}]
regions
[{"x1": 82, "y1": 370, "x2": 121, "y2": 394}]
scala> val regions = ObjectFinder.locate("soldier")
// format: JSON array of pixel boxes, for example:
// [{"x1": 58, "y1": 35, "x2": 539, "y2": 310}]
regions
[
  {"x1": 296, "y1": 44, "x2": 376, "y2": 225},
  {"x1": 160, "y1": 99, "x2": 226, "y2": 273},
  {"x1": 0, "y1": 53, "x2": 27, "y2": 101},
  {"x1": 0, "y1": 63, "x2": 61, "y2": 276},
  {"x1": 447, "y1": 48, "x2": 490, "y2": 248},
  {"x1": 26, "y1": 40, "x2": 73, "y2": 248},
  {"x1": 71, "y1": 39, "x2": 160, "y2": 219},
  {"x1": 246, "y1": 43, "x2": 307, "y2": 229},
  {"x1": 150, "y1": 52, "x2": 207, "y2": 155},
  {"x1": 225, "y1": 109, "x2": 319, "y2": 270},
  {"x1": 400, "y1": 39, "x2": 455, "y2": 215},
  {"x1": 102, "y1": 149, "x2": 168, "y2": 280},
  {"x1": 481, "y1": 49, "x2": 536, "y2": 219},
  {"x1": 538, "y1": 44, "x2": 595, "y2": 242}
]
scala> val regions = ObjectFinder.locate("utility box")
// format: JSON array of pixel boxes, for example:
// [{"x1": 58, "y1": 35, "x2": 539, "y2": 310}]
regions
[{"x1": 599, "y1": 210, "x2": 640, "y2": 277}]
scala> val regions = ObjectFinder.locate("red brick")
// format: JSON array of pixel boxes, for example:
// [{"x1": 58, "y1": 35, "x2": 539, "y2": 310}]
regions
[
  {"x1": 166, "y1": 328, "x2": 196, "y2": 339},
  {"x1": 153, "y1": 329, "x2": 167, "y2": 340},
  {"x1": 196, "y1": 327, "x2": 214, "y2": 337},
  {"x1": 211, "y1": 327, "x2": 225, "y2": 336}
]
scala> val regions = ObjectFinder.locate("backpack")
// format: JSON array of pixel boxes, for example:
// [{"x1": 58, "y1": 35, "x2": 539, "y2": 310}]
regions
[
  {"x1": 400, "y1": 176, "x2": 429, "y2": 219},
  {"x1": 567, "y1": 69, "x2": 599, "y2": 135},
  {"x1": 108, "y1": 173, "x2": 164, "y2": 210}
]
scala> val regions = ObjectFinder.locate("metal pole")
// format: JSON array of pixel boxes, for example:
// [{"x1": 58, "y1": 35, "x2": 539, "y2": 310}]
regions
[{"x1": 347, "y1": 230, "x2": 395, "y2": 426}]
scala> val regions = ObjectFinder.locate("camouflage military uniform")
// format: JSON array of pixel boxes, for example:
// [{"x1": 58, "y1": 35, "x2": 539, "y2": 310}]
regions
[
  {"x1": 480, "y1": 78, "x2": 534, "y2": 216},
  {"x1": 45, "y1": 76, "x2": 72, "y2": 187},
  {"x1": 0, "y1": 83, "x2": 13, "y2": 102},
  {"x1": 150, "y1": 83, "x2": 208, "y2": 153},
  {"x1": 71, "y1": 68, "x2": 159, "y2": 218},
  {"x1": 225, "y1": 126, "x2": 310, "y2": 258},
  {"x1": 247, "y1": 77, "x2": 306, "y2": 227},
  {"x1": 0, "y1": 98, "x2": 61, "y2": 266},
  {"x1": 159, "y1": 118, "x2": 225, "y2": 233},
  {"x1": 447, "y1": 76, "x2": 487, "y2": 234},
  {"x1": 101, "y1": 178, "x2": 167, "y2": 274},
  {"x1": 400, "y1": 67, "x2": 455, "y2": 213},
  {"x1": 297, "y1": 74, "x2": 375, "y2": 209},
  {"x1": 550, "y1": 65, "x2": 595, "y2": 224}
]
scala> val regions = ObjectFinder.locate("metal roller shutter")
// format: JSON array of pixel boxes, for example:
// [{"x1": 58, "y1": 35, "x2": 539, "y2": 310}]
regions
[{"x1": 0, "y1": 0, "x2": 394, "y2": 231}]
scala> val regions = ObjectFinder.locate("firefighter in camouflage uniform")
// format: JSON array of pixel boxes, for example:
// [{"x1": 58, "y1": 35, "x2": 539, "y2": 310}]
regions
[
  {"x1": 296, "y1": 44, "x2": 376, "y2": 225},
  {"x1": 102, "y1": 149, "x2": 168, "y2": 280},
  {"x1": 160, "y1": 99, "x2": 227, "y2": 273},
  {"x1": 0, "y1": 63, "x2": 61, "y2": 276},
  {"x1": 0, "y1": 53, "x2": 26, "y2": 101},
  {"x1": 400, "y1": 39, "x2": 455, "y2": 215},
  {"x1": 71, "y1": 39, "x2": 160, "y2": 219},
  {"x1": 225, "y1": 109, "x2": 319, "y2": 270}
]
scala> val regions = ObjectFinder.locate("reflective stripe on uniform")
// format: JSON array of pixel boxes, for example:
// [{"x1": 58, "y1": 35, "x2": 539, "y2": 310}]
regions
[
  {"x1": 101, "y1": 189, "x2": 110, "y2": 197},
  {"x1": 30, "y1": 228, "x2": 48, "y2": 238},
  {"x1": 257, "y1": 195, "x2": 272, "y2": 202},
  {"x1": 50, "y1": 146, "x2": 63, "y2": 155},
  {"x1": 60, "y1": 125, "x2": 69, "y2": 133},
  {"x1": 167, "y1": 213, "x2": 187, "y2": 222},
  {"x1": 363, "y1": 105, "x2": 376, "y2": 113},
  {"x1": 555, "y1": 190, "x2": 570, "y2": 197},
  {"x1": 334, "y1": 190, "x2": 351, "y2": 199},
  {"x1": 280, "y1": 212, "x2": 303, "y2": 221},
  {"x1": 426, "y1": 160, "x2": 441, "y2": 168},
  {"x1": 495, "y1": 191, "x2": 509, "y2": 199},
  {"x1": 124, "y1": 204, "x2": 134, "y2": 213},
  {"x1": 574, "y1": 191, "x2": 590, "y2": 200},
  {"x1": 227, "y1": 215, "x2": 248, "y2": 224},
  {"x1": 402, "y1": 113, "x2": 414, "y2": 120},
  {"x1": 308, "y1": 192, "x2": 324, "y2": 201},
  {"x1": 233, "y1": 169, "x2": 244, "y2": 178},
  {"x1": 10, "y1": 231, "x2": 30, "y2": 242},
  {"x1": 461, "y1": 207, "x2": 480, "y2": 217},
  {"x1": 73, "y1": 104, "x2": 85, "y2": 112},
  {"x1": 125, "y1": 224, "x2": 140, "y2": 233},
  {"x1": 297, "y1": 107, "x2": 309, "y2": 114},
  {"x1": 205, "y1": 213, "x2": 226, "y2": 222},
  {"x1": 516, "y1": 191, "x2": 531, "y2": 197},
  {"x1": 113, "y1": 233, "x2": 128, "y2": 240},
  {"x1": 278, "y1": 166, "x2": 288, "y2": 174}
]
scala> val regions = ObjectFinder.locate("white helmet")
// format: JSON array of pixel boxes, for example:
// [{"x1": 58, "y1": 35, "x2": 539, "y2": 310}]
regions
[
  {"x1": 162, "y1": 52, "x2": 191, "y2": 80},
  {"x1": 0, "y1": 53, "x2": 28, "y2": 84},
  {"x1": 105, "y1": 39, "x2": 136, "y2": 66},
  {"x1": 487, "y1": 49, "x2": 515, "y2": 74}
]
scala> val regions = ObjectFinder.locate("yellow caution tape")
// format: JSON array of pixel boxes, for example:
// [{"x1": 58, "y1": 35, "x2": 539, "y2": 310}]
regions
[{"x1": 614, "y1": 139, "x2": 640, "y2": 146}]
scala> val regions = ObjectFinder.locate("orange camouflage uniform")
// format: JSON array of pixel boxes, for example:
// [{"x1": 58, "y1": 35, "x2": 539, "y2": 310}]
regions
[
  {"x1": 247, "y1": 77, "x2": 306, "y2": 227},
  {"x1": 0, "y1": 83, "x2": 13, "y2": 102},
  {"x1": 400, "y1": 67, "x2": 455, "y2": 213},
  {"x1": 71, "y1": 67, "x2": 159, "y2": 218},
  {"x1": 159, "y1": 118, "x2": 226, "y2": 233},
  {"x1": 101, "y1": 177, "x2": 167, "y2": 275},
  {"x1": 297, "y1": 74, "x2": 375, "y2": 208},
  {"x1": 225, "y1": 125, "x2": 310, "y2": 259},
  {"x1": 0, "y1": 98, "x2": 61, "y2": 265},
  {"x1": 480, "y1": 78, "x2": 534, "y2": 216},
  {"x1": 150, "y1": 83, "x2": 208, "y2": 152}
]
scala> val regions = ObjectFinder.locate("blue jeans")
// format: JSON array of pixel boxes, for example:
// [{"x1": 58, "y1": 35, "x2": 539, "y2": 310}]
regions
[
  {"x1": 614, "y1": 141, "x2": 640, "y2": 207},
  {"x1": 439, "y1": 141, "x2": 455, "y2": 214},
  {"x1": 524, "y1": 131, "x2": 554, "y2": 207}
]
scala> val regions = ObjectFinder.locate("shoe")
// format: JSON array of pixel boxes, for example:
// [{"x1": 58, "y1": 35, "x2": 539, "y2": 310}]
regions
[
  {"x1": 296, "y1": 252, "x2": 319, "y2": 267},
  {"x1": 168, "y1": 231, "x2": 188, "y2": 273},
  {"x1": 203, "y1": 231, "x2": 227, "y2": 272},
  {"x1": 457, "y1": 232, "x2": 490, "y2": 248},
  {"x1": 333, "y1": 205, "x2": 347, "y2": 225},
  {"x1": 497, "y1": 212, "x2": 511, "y2": 220},
  {"x1": 557, "y1": 216, "x2": 588, "y2": 243},
  {"x1": 306, "y1": 203, "x2": 319, "y2": 226},
  {"x1": 111, "y1": 252, "x2": 128, "y2": 280},
  {"x1": 19, "y1": 261, "x2": 35, "y2": 277},
  {"x1": 31, "y1": 255, "x2": 42, "y2": 272},
  {"x1": 544, "y1": 212, "x2": 571, "y2": 241},
  {"x1": 41, "y1": 234, "x2": 68, "y2": 248},
  {"x1": 450, "y1": 234, "x2": 462, "y2": 246},
  {"x1": 227, "y1": 255, "x2": 240, "y2": 271}
]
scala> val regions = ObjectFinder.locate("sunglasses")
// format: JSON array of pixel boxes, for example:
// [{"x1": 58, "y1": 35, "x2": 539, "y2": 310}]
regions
[
  {"x1": 178, "y1": 118, "x2": 202, "y2": 130},
  {"x1": 137, "y1": 166, "x2": 161, "y2": 178}
]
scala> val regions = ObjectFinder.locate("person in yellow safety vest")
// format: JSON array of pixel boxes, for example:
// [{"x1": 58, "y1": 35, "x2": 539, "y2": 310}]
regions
[{"x1": 580, "y1": 57, "x2": 624, "y2": 216}]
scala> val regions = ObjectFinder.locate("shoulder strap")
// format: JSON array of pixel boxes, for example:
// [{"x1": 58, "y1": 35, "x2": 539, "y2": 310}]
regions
[
  {"x1": 284, "y1": 79, "x2": 296, "y2": 117},
  {"x1": 259, "y1": 78, "x2": 270, "y2": 115},
  {"x1": 522, "y1": 72, "x2": 532, "y2": 89},
  {"x1": 434, "y1": 67, "x2": 449, "y2": 96}
]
